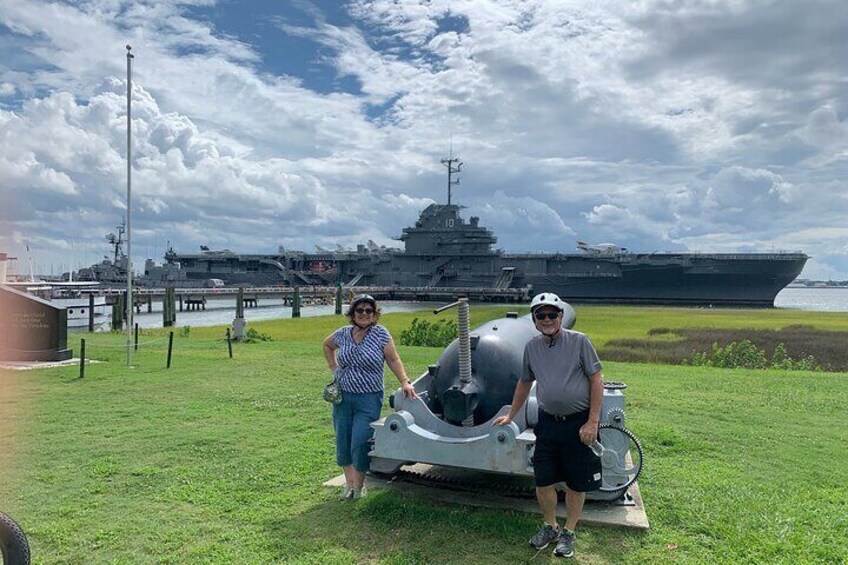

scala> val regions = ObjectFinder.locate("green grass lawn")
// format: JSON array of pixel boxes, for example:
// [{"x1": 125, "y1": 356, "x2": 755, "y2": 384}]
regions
[{"x1": 1, "y1": 306, "x2": 847, "y2": 564}]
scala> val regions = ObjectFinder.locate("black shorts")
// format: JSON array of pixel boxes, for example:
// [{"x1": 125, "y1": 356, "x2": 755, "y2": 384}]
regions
[{"x1": 532, "y1": 409, "x2": 602, "y2": 491}]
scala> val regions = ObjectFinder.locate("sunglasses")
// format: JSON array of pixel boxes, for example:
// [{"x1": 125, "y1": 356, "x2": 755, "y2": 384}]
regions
[
  {"x1": 534, "y1": 312, "x2": 560, "y2": 320},
  {"x1": 355, "y1": 308, "x2": 375, "y2": 315}
]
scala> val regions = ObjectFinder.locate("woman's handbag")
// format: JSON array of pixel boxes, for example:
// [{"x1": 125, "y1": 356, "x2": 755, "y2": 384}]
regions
[{"x1": 323, "y1": 373, "x2": 343, "y2": 404}]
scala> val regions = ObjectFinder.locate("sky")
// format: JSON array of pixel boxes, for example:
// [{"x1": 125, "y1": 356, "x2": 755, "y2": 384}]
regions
[{"x1": 0, "y1": 0, "x2": 846, "y2": 279}]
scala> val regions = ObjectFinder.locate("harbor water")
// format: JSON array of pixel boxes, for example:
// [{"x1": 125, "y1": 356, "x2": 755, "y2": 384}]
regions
[
  {"x1": 773, "y1": 287, "x2": 848, "y2": 312},
  {"x1": 129, "y1": 299, "x2": 443, "y2": 330},
  {"x1": 103, "y1": 287, "x2": 848, "y2": 331}
]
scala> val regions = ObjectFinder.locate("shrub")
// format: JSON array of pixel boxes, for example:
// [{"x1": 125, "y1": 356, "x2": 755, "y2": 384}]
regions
[
  {"x1": 243, "y1": 327, "x2": 273, "y2": 343},
  {"x1": 179, "y1": 326, "x2": 191, "y2": 337},
  {"x1": 688, "y1": 340, "x2": 821, "y2": 371},
  {"x1": 399, "y1": 318, "x2": 458, "y2": 347},
  {"x1": 711, "y1": 339, "x2": 768, "y2": 369},
  {"x1": 770, "y1": 343, "x2": 822, "y2": 371}
]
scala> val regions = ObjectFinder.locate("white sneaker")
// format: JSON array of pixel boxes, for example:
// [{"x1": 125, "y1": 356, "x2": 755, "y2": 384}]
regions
[
  {"x1": 339, "y1": 485, "x2": 354, "y2": 500},
  {"x1": 352, "y1": 485, "x2": 368, "y2": 499}
]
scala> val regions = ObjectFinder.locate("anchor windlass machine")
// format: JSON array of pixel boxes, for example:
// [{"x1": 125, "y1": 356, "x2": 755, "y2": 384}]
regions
[{"x1": 371, "y1": 299, "x2": 643, "y2": 502}]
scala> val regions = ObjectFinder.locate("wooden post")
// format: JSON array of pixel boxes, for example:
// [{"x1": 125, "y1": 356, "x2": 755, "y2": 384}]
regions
[
  {"x1": 166, "y1": 331, "x2": 174, "y2": 369},
  {"x1": 79, "y1": 338, "x2": 86, "y2": 379},
  {"x1": 134, "y1": 323, "x2": 139, "y2": 351},
  {"x1": 112, "y1": 293, "x2": 125, "y2": 331},
  {"x1": 88, "y1": 293, "x2": 95, "y2": 332},
  {"x1": 236, "y1": 288, "x2": 245, "y2": 319},
  {"x1": 163, "y1": 290, "x2": 170, "y2": 327},
  {"x1": 226, "y1": 328, "x2": 233, "y2": 359},
  {"x1": 292, "y1": 286, "x2": 301, "y2": 318},
  {"x1": 335, "y1": 285, "x2": 342, "y2": 315},
  {"x1": 163, "y1": 287, "x2": 176, "y2": 327}
]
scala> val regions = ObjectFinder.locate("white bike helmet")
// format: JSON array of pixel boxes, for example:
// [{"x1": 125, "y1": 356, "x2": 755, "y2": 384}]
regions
[{"x1": 530, "y1": 292, "x2": 565, "y2": 312}]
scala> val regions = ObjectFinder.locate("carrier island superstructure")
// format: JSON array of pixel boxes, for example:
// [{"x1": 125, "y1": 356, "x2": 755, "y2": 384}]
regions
[{"x1": 164, "y1": 161, "x2": 808, "y2": 306}]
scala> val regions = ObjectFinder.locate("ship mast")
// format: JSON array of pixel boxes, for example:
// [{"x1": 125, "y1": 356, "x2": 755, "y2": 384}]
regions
[
  {"x1": 440, "y1": 156, "x2": 463, "y2": 205},
  {"x1": 106, "y1": 221, "x2": 126, "y2": 265}
]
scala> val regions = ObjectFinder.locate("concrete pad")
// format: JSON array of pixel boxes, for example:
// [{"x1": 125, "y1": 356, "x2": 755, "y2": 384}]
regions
[
  {"x1": 324, "y1": 463, "x2": 649, "y2": 530},
  {"x1": 0, "y1": 358, "x2": 87, "y2": 370}
]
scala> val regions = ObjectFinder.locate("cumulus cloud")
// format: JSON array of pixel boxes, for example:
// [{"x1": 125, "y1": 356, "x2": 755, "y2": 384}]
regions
[
  {"x1": 476, "y1": 191, "x2": 575, "y2": 252},
  {"x1": 0, "y1": 0, "x2": 846, "y2": 280}
]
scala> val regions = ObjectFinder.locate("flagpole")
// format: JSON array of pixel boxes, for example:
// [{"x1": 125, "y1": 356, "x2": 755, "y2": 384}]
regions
[{"x1": 126, "y1": 44, "x2": 134, "y2": 367}]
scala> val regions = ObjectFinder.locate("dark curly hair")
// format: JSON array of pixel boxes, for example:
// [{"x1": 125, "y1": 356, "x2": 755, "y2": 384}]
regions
[{"x1": 346, "y1": 294, "x2": 381, "y2": 324}]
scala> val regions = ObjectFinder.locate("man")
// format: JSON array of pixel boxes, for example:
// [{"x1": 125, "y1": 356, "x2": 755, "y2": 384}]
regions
[{"x1": 493, "y1": 292, "x2": 604, "y2": 559}]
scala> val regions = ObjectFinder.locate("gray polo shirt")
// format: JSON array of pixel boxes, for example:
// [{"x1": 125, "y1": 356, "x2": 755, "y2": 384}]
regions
[{"x1": 521, "y1": 329, "x2": 603, "y2": 416}]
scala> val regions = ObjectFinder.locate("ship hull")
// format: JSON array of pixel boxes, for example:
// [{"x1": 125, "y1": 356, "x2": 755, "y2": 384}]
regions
[
  {"x1": 522, "y1": 259, "x2": 806, "y2": 306},
  {"x1": 331, "y1": 252, "x2": 808, "y2": 307},
  {"x1": 167, "y1": 201, "x2": 807, "y2": 307},
  {"x1": 167, "y1": 250, "x2": 806, "y2": 307},
  {"x1": 512, "y1": 253, "x2": 806, "y2": 307}
]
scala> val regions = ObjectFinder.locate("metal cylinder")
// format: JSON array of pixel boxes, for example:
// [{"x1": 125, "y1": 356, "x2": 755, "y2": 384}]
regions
[{"x1": 457, "y1": 298, "x2": 471, "y2": 385}]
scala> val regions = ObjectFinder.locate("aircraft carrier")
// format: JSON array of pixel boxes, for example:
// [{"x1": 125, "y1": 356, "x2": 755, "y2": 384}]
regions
[{"x1": 166, "y1": 160, "x2": 808, "y2": 307}]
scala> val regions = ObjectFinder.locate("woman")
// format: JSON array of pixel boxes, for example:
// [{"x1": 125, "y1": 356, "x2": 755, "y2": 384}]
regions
[{"x1": 322, "y1": 294, "x2": 417, "y2": 500}]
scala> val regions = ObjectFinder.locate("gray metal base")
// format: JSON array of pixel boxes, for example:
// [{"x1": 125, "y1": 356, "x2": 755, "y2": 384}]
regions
[{"x1": 324, "y1": 463, "x2": 650, "y2": 530}]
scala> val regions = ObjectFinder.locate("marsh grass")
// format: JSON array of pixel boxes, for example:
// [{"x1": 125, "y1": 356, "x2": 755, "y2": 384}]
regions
[
  {"x1": 603, "y1": 325, "x2": 848, "y2": 371},
  {"x1": 0, "y1": 307, "x2": 846, "y2": 563}
]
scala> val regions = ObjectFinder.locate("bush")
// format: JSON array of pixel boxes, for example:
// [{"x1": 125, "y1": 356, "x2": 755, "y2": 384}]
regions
[
  {"x1": 770, "y1": 343, "x2": 822, "y2": 371},
  {"x1": 243, "y1": 328, "x2": 273, "y2": 343},
  {"x1": 399, "y1": 318, "x2": 458, "y2": 347},
  {"x1": 688, "y1": 340, "x2": 821, "y2": 371}
]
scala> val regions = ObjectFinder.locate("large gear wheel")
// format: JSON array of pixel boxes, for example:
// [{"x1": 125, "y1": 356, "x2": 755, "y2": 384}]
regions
[
  {"x1": 604, "y1": 407, "x2": 626, "y2": 427},
  {"x1": 597, "y1": 424, "x2": 643, "y2": 498}
]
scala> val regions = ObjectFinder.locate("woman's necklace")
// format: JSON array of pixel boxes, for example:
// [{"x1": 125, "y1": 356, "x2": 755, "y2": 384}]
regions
[{"x1": 352, "y1": 324, "x2": 371, "y2": 343}]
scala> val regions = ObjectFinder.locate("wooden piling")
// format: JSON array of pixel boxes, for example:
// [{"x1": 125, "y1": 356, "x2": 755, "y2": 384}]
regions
[
  {"x1": 88, "y1": 293, "x2": 95, "y2": 332},
  {"x1": 166, "y1": 331, "x2": 174, "y2": 368},
  {"x1": 79, "y1": 338, "x2": 86, "y2": 379},
  {"x1": 163, "y1": 287, "x2": 176, "y2": 327},
  {"x1": 292, "y1": 286, "x2": 301, "y2": 318},
  {"x1": 335, "y1": 285, "x2": 342, "y2": 315}
]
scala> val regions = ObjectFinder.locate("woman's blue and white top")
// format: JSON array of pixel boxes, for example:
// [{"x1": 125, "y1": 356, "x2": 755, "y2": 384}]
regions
[{"x1": 332, "y1": 324, "x2": 391, "y2": 393}]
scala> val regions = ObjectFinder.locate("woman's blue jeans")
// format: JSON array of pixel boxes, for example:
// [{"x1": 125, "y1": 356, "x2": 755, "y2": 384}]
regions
[{"x1": 332, "y1": 391, "x2": 382, "y2": 472}]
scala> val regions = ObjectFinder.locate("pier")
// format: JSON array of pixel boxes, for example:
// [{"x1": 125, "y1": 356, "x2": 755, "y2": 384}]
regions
[
  {"x1": 90, "y1": 285, "x2": 531, "y2": 330},
  {"x1": 91, "y1": 285, "x2": 531, "y2": 305}
]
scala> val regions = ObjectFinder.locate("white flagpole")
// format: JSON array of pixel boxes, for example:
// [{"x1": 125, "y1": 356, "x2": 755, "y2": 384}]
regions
[{"x1": 126, "y1": 45, "x2": 134, "y2": 367}]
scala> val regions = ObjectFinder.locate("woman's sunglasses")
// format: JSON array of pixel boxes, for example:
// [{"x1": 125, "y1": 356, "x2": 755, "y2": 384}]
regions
[
  {"x1": 534, "y1": 312, "x2": 560, "y2": 320},
  {"x1": 355, "y1": 308, "x2": 375, "y2": 315}
]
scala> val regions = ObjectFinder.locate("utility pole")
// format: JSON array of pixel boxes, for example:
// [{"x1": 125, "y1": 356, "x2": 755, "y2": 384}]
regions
[{"x1": 126, "y1": 44, "x2": 134, "y2": 367}]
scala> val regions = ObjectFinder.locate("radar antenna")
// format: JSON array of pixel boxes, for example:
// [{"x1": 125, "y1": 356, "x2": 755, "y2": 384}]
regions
[
  {"x1": 440, "y1": 156, "x2": 463, "y2": 205},
  {"x1": 105, "y1": 220, "x2": 126, "y2": 264}
]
